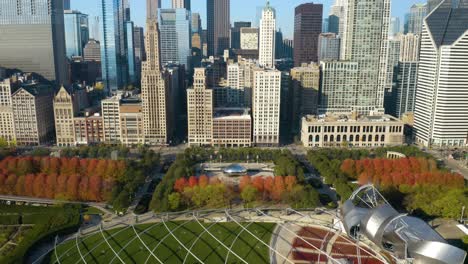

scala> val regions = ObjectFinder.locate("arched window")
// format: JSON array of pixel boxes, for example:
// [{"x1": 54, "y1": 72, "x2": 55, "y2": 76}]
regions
[
  {"x1": 368, "y1": 135, "x2": 372, "y2": 142},
  {"x1": 330, "y1": 135, "x2": 334, "y2": 142},
  {"x1": 349, "y1": 135, "x2": 353, "y2": 142},
  {"x1": 315, "y1": 135, "x2": 320, "y2": 142},
  {"x1": 343, "y1": 135, "x2": 347, "y2": 142},
  {"x1": 309, "y1": 135, "x2": 313, "y2": 142},
  {"x1": 337, "y1": 135, "x2": 341, "y2": 142},
  {"x1": 381, "y1": 135, "x2": 385, "y2": 142},
  {"x1": 362, "y1": 135, "x2": 366, "y2": 142},
  {"x1": 355, "y1": 135, "x2": 360, "y2": 142},
  {"x1": 375, "y1": 135, "x2": 379, "y2": 142},
  {"x1": 324, "y1": 135, "x2": 328, "y2": 142}
]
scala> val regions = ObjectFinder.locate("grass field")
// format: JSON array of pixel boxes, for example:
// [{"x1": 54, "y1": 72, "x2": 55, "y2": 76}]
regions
[{"x1": 52, "y1": 221, "x2": 276, "y2": 264}]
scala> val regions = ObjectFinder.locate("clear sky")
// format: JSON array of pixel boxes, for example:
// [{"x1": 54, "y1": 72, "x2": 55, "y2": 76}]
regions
[{"x1": 72, "y1": 0, "x2": 426, "y2": 39}]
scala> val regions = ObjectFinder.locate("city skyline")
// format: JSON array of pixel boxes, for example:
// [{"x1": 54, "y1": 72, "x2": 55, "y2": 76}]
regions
[{"x1": 72, "y1": 0, "x2": 426, "y2": 39}]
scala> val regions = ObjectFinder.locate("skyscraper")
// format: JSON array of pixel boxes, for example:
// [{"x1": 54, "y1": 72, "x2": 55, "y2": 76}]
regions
[
  {"x1": 172, "y1": 0, "x2": 191, "y2": 10},
  {"x1": 159, "y1": 9, "x2": 192, "y2": 69},
  {"x1": 63, "y1": 0, "x2": 71, "y2": 10},
  {"x1": 389, "y1": 17, "x2": 401, "y2": 38},
  {"x1": 407, "y1": 4, "x2": 427, "y2": 35},
  {"x1": 141, "y1": 16, "x2": 170, "y2": 145},
  {"x1": 253, "y1": 68, "x2": 281, "y2": 146},
  {"x1": 188, "y1": 68, "x2": 213, "y2": 146},
  {"x1": 427, "y1": 0, "x2": 444, "y2": 13},
  {"x1": 231, "y1": 22, "x2": 252, "y2": 50},
  {"x1": 399, "y1": 33, "x2": 420, "y2": 62},
  {"x1": 329, "y1": 0, "x2": 348, "y2": 59},
  {"x1": 414, "y1": 0, "x2": 468, "y2": 147},
  {"x1": 192, "y1": 13, "x2": 202, "y2": 34},
  {"x1": 64, "y1": 10, "x2": 89, "y2": 58},
  {"x1": 318, "y1": 33, "x2": 341, "y2": 61},
  {"x1": 339, "y1": 0, "x2": 391, "y2": 114},
  {"x1": 0, "y1": 79, "x2": 15, "y2": 145},
  {"x1": 133, "y1": 26, "x2": 145, "y2": 81},
  {"x1": 125, "y1": 21, "x2": 136, "y2": 84},
  {"x1": 100, "y1": 0, "x2": 127, "y2": 93},
  {"x1": 84, "y1": 39, "x2": 102, "y2": 62},
  {"x1": 207, "y1": 0, "x2": 230, "y2": 56},
  {"x1": 54, "y1": 87, "x2": 76, "y2": 147},
  {"x1": 147, "y1": 0, "x2": 161, "y2": 21},
  {"x1": 0, "y1": 0, "x2": 68, "y2": 84},
  {"x1": 293, "y1": 3, "x2": 323, "y2": 66},
  {"x1": 259, "y1": 2, "x2": 276, "y2": 69}
]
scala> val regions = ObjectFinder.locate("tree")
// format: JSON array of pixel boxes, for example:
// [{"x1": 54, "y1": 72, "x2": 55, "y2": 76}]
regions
[
  {"x1": 241, "y1": 185, "x2": 258, "y2": 207},
  {"x1": 284, "y1": 176, "x2": 297, "y2": 191},
  {"x1": 174, "y1": 178, "x2": 188, "y2": 193},
  {"x1": 252, "y1": 177, "x2": 264, "y2": 193},
  {"x1": 168, "y1": 192, "x2": 181, "y2": 210},
  {"x1": 89, "y1": 175, "x2": 102, "y2": 201},
  {"x1": 45, "y1": 173, "x2": 57, "y2": 199},
  {"x1": 263, "y1": 177, "x2": 274, "y2": 200},
  {"x1": 33, "y1": 173, "x2": 46, "y2": 198},
  {"x1": 188, "y1": 176, "x2": 198, "y2": 187},
  {"x1": 271, "y1": 176, "x2": 286, "y2": 201},
  {"x1": 199, "y1": 175, "x2": 209, "y2": 188},
  {"x1": 239, "y1": 175, "x2": 251, "y2": 191}
]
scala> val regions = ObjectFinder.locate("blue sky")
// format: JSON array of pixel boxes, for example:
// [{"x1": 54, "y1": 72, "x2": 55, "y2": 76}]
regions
[{"x1": 72, "y1": 0, "x2": 426, "y2": 38}]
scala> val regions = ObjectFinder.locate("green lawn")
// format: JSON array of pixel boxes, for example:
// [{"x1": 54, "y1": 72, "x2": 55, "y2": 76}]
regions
[
  {"x1": 82, "y1": 206, "x2": 105, "y2": 216},
  {"x1": 52, "y1": 221, "x2": 276, "y2": 264}
]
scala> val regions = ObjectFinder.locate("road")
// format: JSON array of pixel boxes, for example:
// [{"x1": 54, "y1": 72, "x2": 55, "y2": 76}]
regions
[{"x1": 426, "y1": 149, "x2": 468, "y2": 180}]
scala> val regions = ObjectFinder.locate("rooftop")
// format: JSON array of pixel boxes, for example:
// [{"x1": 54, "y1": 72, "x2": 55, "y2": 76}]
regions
[
  {"x1": 303, "y1": 113, "x2": 401, "y2": 123},
  {"x1": 214, "y1": 108, "x2": 251, "y2": 121}
]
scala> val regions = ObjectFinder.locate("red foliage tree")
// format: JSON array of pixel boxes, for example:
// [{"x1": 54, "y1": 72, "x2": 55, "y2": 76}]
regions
[
  {"x1": 252, "y1": 177, "x2": 265, "y2": 193},
  {"x1": 45, "y1": 173, "x2": 57, "y2": 199},
  {"x1": 271, "y1": 176, "x2": 285, "y2": 201},
  {"x1": 263, "y1": 177, "x2": 274, "y2": 200},
  {"x1": 239, "y1": 176, "x2": 251, "y2": 191},
  {"x1": 199, "y1": 175, "x2": 209, "y2": 188},
  {"x1": 284, "y1": 176, "x2": 297, "y2": 191},
  {"x1": 174, "y1": 178, "x2": 188, "y2": 193},
  {"x1": 89, "y1": 175, "x2": 102, "y2": 201},
  {"x1": 188, "y1": 176, "x2": 198, "y2": 187}
]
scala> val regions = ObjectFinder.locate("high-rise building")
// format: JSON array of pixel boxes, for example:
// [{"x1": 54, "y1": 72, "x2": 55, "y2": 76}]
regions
[
  {"x1": 240, "y1": 28, "x2": 259, "y2": 50},
  {"x1": 385, "y1": 39, "x2": 401, "y2": 90},
  {"x1": 84, "y1": 39, "x2": 102, "y2": 62},
  {"x1": 275, "y1": 30, "x2": 284, "y2": 60},
  {"x1": 427, "y1": 0, "x2": 444, "y2": 13},
  {"x1": 322, "y1": 18, "x2": 329, "y2": 33},
  {"x1": 172, "y1": 0, "x2": 191, "y2": 10},
  {"x1": 399, "y1": 33, "x2": 420, "y2": 62},
  {"x1": 414, "y1": 0, "x2": 468, "y2": 148},
  {"x1": 213, "y1": 108, "x2": 252, "y2": 147},
  {"x1": 188, "y1": 68, "x2": 213, "y2": 146},
  {"x1": 147, "y1": 0, "x2": 161, "y2": 20},
  {"x1": 100, "y1": 0, "x2": 127, "y2": 94},
  {"x1": 407, "y1": 4, "x2": 427, "y2": 36},
  {"x1": 318, "y1": 33, "x2": 341, "y2": 61},
  {"x1": 282, "y1": 39, "x2": 294, "y2": 59},
  {"x1": 252, "y1": 68, "x2": 281, "y2": 146},
  {"x1": 54, "y1": 87, "x2": 76, "y2": 147},
  {"x1": 290, "y1": 63, "x2": 320, "y2": 133},
  {"x1": 159, "y1": 9, "x2": 192, "y2": 69},
  {"x1": 12, "y1": 84, "x2": 55, "y2": 146},
  {"x1": 141, "y1": 17, "x2": 170, "y2": 145},
  {"x1": 64, "y1": 10, "x2": 90, "y2": 58},
  {"x1": 133, "y1": 27, "x2": 145, "y2": 81},
  {"x1": 119, "y1": 100, "x2": 144, "y2": 146},
  {"x1": 125, "y1": 21, "x2": 136, "y2": 84},
  {"x1": 394, "y1": 62, "x2": 419, "y2": 118},
  {"x1": 259, "y1": 2, "x2": 276, "y2": 69},
  {"x1": 327, "y1": 15, "x2": 338, "y2": 34},
  {"x1": 293, "y1": 3, "x2": 323, "y2": 66},
  {"x1": 92, "y1": 16, "x2": 101, "y2": 41},
  {"x1": 207, "y1": 0, "x2": 230, "y2": 56},
  {"x1": 338, "y1": 0, "x2": 390, "y2": 114},
  {"x1": 389, "y1": 17, "x2": 401, "y2": 38},
  {"x1": 101, "y1": 96, "x2": 121, "y2": 143},
  {"x1": 329, "y1": 0, "x2": 348, "y2": 59},
  {"x1": 0, "y1": 0, "x2": 68, "y2": 84},
  {"x1": 231, "y1": 22, "x2": 252, "y2": 50},
  {"x1": 63, "y1": 0, "x2": 71, "y2": 10},
  {"x1": 192, "y1": 13, "x2": 202, "y2": 34},
  {"x1": 0, "y1": 79, "x2": 15, "y2": 145}
]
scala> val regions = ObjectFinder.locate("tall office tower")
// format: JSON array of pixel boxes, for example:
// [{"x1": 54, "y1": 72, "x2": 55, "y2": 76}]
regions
[
  {"x1": 259, "y1": 2, "x2": 276, "y2": 68},
  {"x1": 231, "y1": 22, "x2": 252, "y2": 50},
  {"x1": 414, "y1": 0, "x2": 468, "y2": 148},
  {"x1": 101, "y1": 96, "x2": 121, "y2": 143},
  {"x1": 100, "y1": 0, "x2": 127, "y2": 94},
  {"x1": 275, "y1": 30, "x2": 284, "y2": 59},
  {"x1": 165, "y1": 65, "x2": 185, "y2": 140},
  {"x1": 385, "y1": 39, "x2": 401, "y2": 90},
  {"x1": 192, "y1": 13, "x2": 202, "y2": 34},
  {"x1": 399, "y1": 33, "x2": 420, "y2": 62},
  {"x1": 293, "y1": 3, "x2": 323, "y2": 66},
  {"x1": 133, "y1": 27, "x2": 145, "y2": 81},
  {"x1": 253, "y1": 69, "x2": 281, "y2": 146},
  {"x1": 92, "y1": 16, "x2": 101, "y2": 41},
  {"x1": 227, "y1": 61, "x2": 256, "y2": 107},
  {"x1": 0, "y1": 79, "x2": 15, "y2": 145},
  {"x1": 407, "y1": 4, "x2": 427, "y2": 35},
  {"x1": 125, "y1": 21, "x2": 136, "y2": 84},
  {"x1": 290, "y1": 63, "x2": 320, "y2": 133},
  {"x1": 120, "y1": 100, "x2": 145, "y2": 146},
  {"x1": 0, "y1": 0, "x2": 67, "y2": 84},
  {"x1": 389, "y1": 17, "x2": 401, "y2": 38},
  {"x1": 147, "y1": 0, "x2": 161, "y2": 20},
  {"x1": 159, "y1": 9, "x2": 191, "y2": 69},
  {"x1": 187, "y1": 68, "x2": 213, "y2": 146},
  {"x1": 241, "y1": 28, "x2": 259, "y2": 50},
  {"x1": 141, "y1": 18, "x2": 170, "y2": 145},
  {"x1": 63, "y1": 0, "x2": 70, "y2": 10},
  {"x1": 336, "y1": 0, "x2": 390, "y2": 114},
  {"x1": 172, "y1": 0, "x2": 191, "y2": 10},
  {"x1": 322, "y1": 18, "x2": 329, "y2": 33},
  {"x1": 426, "y1": 0, "x2": 443, "y2": 14},
  {"x1": 319, "y1": 61, "x2": 358, "y2": 113},
  {"x1": 394, "y1": 62, "x2": 419, "y2": 118},
  {"x1": 318, "y1": 33, "x2": 341, "y2": 61},
  {"x1": 329, "y1": 0, "x2": 348, "y2": 59},
  {"x1": 54, "y1": 87, "x2": 76, "y2": 147},
  {"x1": 84, "y1": 39, "x2": 102, "y2": 62},
  {"x1": 282, "y1": 39, "x2": 294, "y2": 59},
  {"x1": 64, "y1": 10, "x2": 89, "y2": 58},
  {"x1": 207, "y1": 0, "x2": 230, "y2": 56},
  {"x1": 12, "y1": 84, "x2": 55, "y2": 146}
]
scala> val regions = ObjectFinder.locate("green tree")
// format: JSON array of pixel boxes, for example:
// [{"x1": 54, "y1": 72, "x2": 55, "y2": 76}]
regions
[
  {"x1": 168, "y1": 192, "x2": 181, "y2": 210},
  {"x1": 241, "y1": 185, "x2": 258, "y2": 207}
]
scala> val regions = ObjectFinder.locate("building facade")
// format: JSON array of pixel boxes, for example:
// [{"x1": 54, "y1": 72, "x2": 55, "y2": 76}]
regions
[
  {"x1": 407, "y1": 3, "x2": 427, "y2": 35},
  {"x1": 74, "y1": 114, "x2": 104, "y2": 145},
  {"x1": 212, "y1": 108, "x2": 252, "y2": 147},
  {"x1": 318, "y1": 33, "x2": 340, "y2": 61},
  {"x1": 414, "y1": 0, "x2": 468, "y2": 148},
  {"x1": 133, "y1": 27, "x2": 145, "y2": 81},
  {"x1": 259, "y1": 2, "x2": 276, "y2": 69},
  {"x1": 64, "y1": 10, "x2": 89, "y2": 58},
  {"x1": 159, "y1": 9, "x2": 191, "y2": 69},
  {"x1": 101, "y1": 96, "x2": 121, "y2": 143},
  {"x1": 187, "y1": 68, "x2": 213, "y2": 146},
  {"x1": 0, "y1": 0, "x2": 68, "y2": 84},
  {"x1": 293, "y1": 3, "x2": 323, "y2": 66},
  {"x1": 53, "y1": 87, "x2": 76, "y2": 147},
  {"x1": 240, "y1": 28, "x2": 259, "y2": 50},
  {"x1": 84, "y1": 39, "x2": 102, "y2": 62},
  {"x1": 301, "y1": 114, "x2": 404, "y2": 148},
  {"x1": 231, "y1": 22, "x2": 252, "y2": 50},
  {"x1": 252, "y1": 69, "x2": 281, "y2": 146},
  {"x1": 172, "y1": 0, "x2": 190, "y2": 9},
  {"x1": 207, "y1": 0, "x2": 230, "y2": 56},
  {"x1": 120, "y1": 102, "x2": 144, "y2": 146},
  {"x1": 329, "y1": 0, "x2": 348, "y2": 59},
  {"x1": 0, "y1": 79, "x2": 15, "y2": 145}
]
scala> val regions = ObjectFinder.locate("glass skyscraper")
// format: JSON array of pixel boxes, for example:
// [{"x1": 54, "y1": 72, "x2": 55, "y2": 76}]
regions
[
  {"x1": 159, "y1": 9, "x2": 192, "y2": 69},
  {"x1": 125, "y1": 21, "x2": 136, "y2": 84},
  {"x1": 64, "y1": 10, "x2": 89, "y2": 58},
  {"x1": 0, "y1": 0, "x2": 68, "y2": 84},
  {"x1": 100, "y1": 0, "x2": 126, "y2": 94}
]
